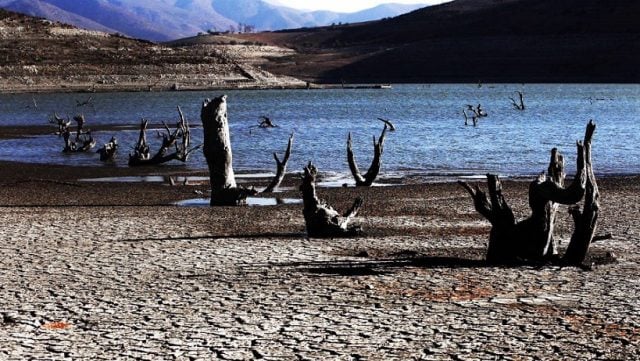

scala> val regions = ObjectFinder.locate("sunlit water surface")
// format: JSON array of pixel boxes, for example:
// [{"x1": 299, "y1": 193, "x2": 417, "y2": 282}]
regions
[{"x1": 0, "y1": 84, "x2": 638, "y2": 182}]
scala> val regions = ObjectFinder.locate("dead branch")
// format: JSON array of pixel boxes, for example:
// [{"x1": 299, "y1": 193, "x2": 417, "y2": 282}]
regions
[
  {"x1": 376, "y1": 117, "x2": 396, "y2": 131},
  {"x1": 509, "y1": 91, "x2": 525, "y2": 110},
  {"x1": 49, "y1": 113, "x2": 71, "y2": 136},
  {"x1": 347, "y1": 125, "x2": 388, "y2": 186},
  {"x1": 563, "y1": 120, "x2": 599, "y2": 265},
  {"x1": 258, "y1": 116, "x2": 277, "y2": 128},
  {"x1": 76, "y1": 95, "x2": 93, "y2": 107},
  {"x1": 263, "y1": 133, "x2": 294, "y2": 193}
]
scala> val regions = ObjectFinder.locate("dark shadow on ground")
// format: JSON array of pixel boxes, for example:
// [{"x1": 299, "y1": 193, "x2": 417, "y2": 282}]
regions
[{"x1": 256, "y1": 248, "x2": 617, "y2": 276}]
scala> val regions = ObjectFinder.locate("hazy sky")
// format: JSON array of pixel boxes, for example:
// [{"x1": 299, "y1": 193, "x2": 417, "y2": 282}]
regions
[{"x1": 264, "y1": 0, "x2": 448, "y2": 13}]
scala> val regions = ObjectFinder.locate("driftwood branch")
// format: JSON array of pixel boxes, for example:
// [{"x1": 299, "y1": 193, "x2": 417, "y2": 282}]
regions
[
  {"x1": 347, "y1": 125, "x2": 388, "y2": 186},
  {"x1": 263, "y1": 133, "x2": 294, "y2": 193},
  {"x1": 300, "y1": 161, "x2": 363, "y2": 237}
]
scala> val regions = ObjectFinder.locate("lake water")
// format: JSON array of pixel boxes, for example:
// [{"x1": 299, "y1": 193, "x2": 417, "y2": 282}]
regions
[{"x1": 0, "y1": 84, "x2": 638, "y2": 182}]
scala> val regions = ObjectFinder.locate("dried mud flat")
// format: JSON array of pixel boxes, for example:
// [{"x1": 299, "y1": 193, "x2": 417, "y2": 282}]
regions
[{"x1": 0, "y1": 163, "x2": 639, "y2": 360}]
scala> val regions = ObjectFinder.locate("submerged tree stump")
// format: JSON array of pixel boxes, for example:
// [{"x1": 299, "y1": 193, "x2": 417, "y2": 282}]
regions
[
  {"x1": 129, "y1": 106, "x2": 200, "y2": 166},
  {"x1": 459, "y1": 121, "x2": 599, "y2": 265},
  {"x1": 347, "y1": 125, "x2": 388, "y2": 186},
  {"x1": 201, "y1": 95, "x2": 255, "y2": 206},
  {"x1": 300, "y1": 162, "x2": 363, "y2": 237},
  {"x1": 97, "y1": 136, "x2": 118, "y2": 161},
  {"x1": 61, "y1": 114, "x2": 95, "y2": 152}
]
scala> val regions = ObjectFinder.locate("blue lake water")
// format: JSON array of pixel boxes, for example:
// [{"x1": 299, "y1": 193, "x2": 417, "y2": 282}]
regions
[{"x1": 0, "y1": 84, "x2": 638, "y2": 181}]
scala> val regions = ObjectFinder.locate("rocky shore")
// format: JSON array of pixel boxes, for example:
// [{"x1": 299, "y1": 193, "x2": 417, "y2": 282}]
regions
[{"x1": 0, "y1": 160, "x2": 638, "y2": 360}]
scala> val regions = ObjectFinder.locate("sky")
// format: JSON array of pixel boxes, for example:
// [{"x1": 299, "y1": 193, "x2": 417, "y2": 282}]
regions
[{"x1": 264, "y1": 0, "x2": 449, "y2": 13}]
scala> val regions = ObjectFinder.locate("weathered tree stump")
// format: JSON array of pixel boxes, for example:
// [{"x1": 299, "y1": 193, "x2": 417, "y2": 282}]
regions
[
  {"x1": 97, "y1": 136, "x2": 118, "y2": 161},
  {"x1": 263, "y1": 133, "x2": 294, "y2": 193},
  {"x1": 459, "y1": 121, "x2": 598, "y2": 265},
  {"x1": 61, "y1": 114, "x2": 95, "y2": 152},
  {"x1": 347, "y1": 125, "x2": 387, "y2": 186},
  {"x1": 201, "y1": 95, "x2": 256, "y2": 206},
  {"x1": 300, "y1": 162, "x2": 363, "y2": 237},
  {"x1": 129, "y1": 106, "x2": 200, "y2": 166},
  {"x1": 49, "y1": 113, "x2": 70, "y2": 136}
]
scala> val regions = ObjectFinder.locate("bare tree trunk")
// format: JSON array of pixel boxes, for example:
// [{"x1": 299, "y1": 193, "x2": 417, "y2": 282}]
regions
[
  {"x1": 300, "y1": 162, "x2": 363, "y2": 237},
  {"x1": 459, "y1": 122, "x2": 595, "y2": 264},
  {"x1": 201, "y1": 95, "x2": 255, "y2": 206},
  {"x1": 347, "y1": 125, "x2": 387, "y2": 186},
  {"x1": 263, "y1": 133, "x2": 293, "y2": 193}
]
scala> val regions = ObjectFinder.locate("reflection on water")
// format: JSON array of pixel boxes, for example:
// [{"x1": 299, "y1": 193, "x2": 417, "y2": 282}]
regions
[
  {"x1": 1, "y1": 84, "x2": 639, "y2": 179},
  {"x1": 174, "y1": 197, "x2": 303, "y2": 207}
]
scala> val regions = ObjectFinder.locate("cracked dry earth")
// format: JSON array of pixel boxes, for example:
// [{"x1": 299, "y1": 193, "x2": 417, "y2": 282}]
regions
[{"x1": 1, "y1": 181, "x2": 639, "y2": 360}]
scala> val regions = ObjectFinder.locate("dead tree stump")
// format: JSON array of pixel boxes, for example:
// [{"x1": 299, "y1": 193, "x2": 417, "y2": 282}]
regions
[
  {"x1": 201, "y1": 95, "x2": 255, "y2": 206},
  {"x1": 129, "y1": 106, "x2": 200, "y2": 166},
  {"x1": 459, "y1": 121, "x2": 598, "y2": 265},
  {"x1": 300, "y1": 162, "x2": 363, "y2": 237},
  {"x1": 97, "y1": 136, "x2": 118, "y2": 161},
  {"x1": 61, "y1": 114, "x2": 95, "y2": 152},
  {"x1": 263, "y1": 133, "x2": 294, "y2": 193},
  {"x1": 347, "y1": 125, "x2": 387, "y2": 186}
]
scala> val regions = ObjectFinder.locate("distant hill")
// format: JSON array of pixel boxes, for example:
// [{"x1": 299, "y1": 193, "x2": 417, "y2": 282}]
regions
[
  {"x1": 220, "y1": 0, "x2": 640, "y2": 83},
  {"x1": 0, "y1": 0, "x2": 428, "y2": 41},
  {"x1": 0, "y1": 8, "x2": 303, "y2": 92}
]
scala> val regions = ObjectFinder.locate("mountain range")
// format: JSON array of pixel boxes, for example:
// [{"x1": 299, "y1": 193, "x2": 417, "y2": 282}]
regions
[{"x1": 0, "y1": 0, "x2": 426, "y2": 41}]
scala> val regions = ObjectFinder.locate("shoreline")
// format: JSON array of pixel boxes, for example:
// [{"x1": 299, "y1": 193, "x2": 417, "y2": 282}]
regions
[
  {"x1": 1, "y1": 158, "x2": 639, "y2": 188},
  {"x1": 2, "y1": 81, "x2": 637, "y2": 95}
]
